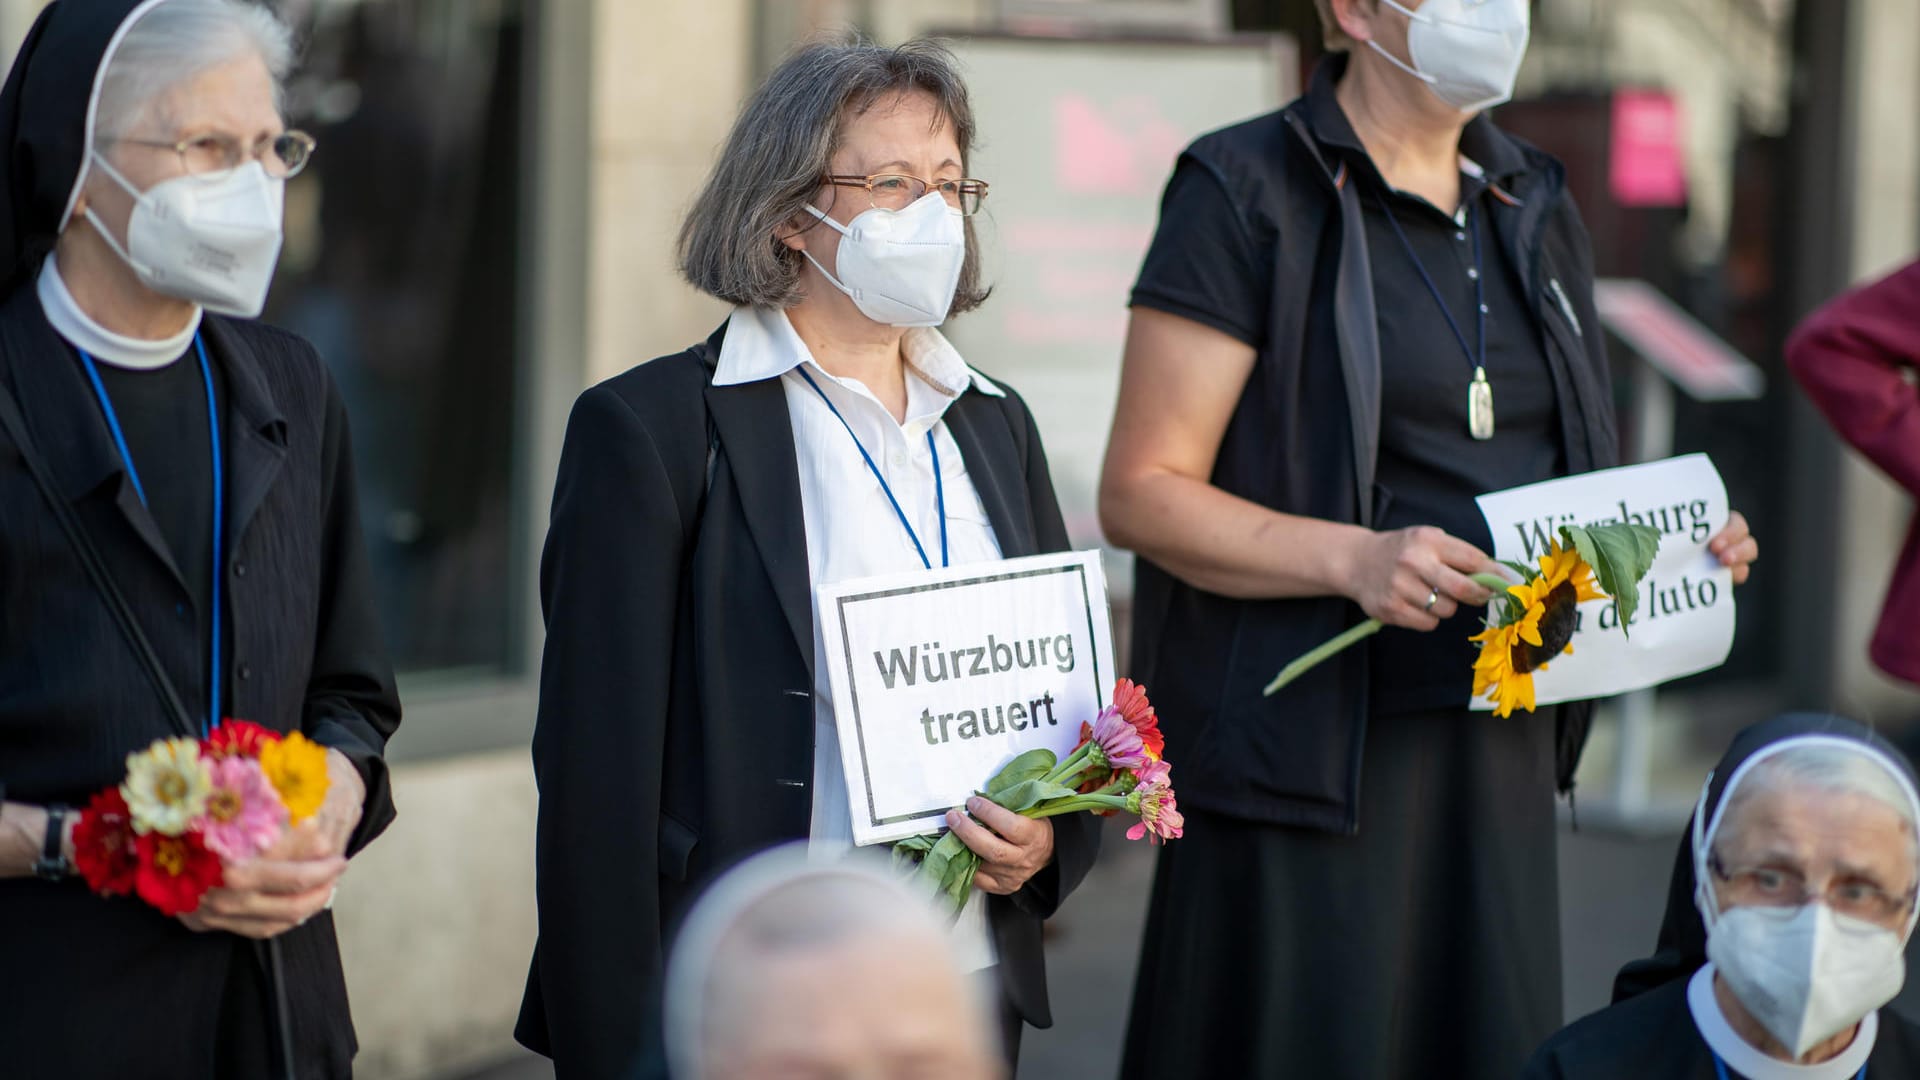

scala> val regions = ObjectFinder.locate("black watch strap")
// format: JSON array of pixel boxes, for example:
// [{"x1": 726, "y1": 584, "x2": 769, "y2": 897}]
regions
[{"x1": 35, "y1": 804, "x2": 71, "y2": 880}]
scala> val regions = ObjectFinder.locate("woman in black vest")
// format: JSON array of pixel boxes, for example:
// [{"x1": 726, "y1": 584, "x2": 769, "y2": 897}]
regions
[
  {"x1": 1101, "y1": 2, "x2": 1756, "y2": 1077},
  {"x1": 515, "y1": 38, "x2": 1098, "y2": 1078},
  {"x1": 0, "y1": 2, "x2": 399, "y2": 1077}
]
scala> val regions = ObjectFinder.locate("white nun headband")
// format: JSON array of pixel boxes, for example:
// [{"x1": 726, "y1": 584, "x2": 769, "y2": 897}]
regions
[{"x1": 1691, "y1": 734, "x2": 1920, "y2": 938}]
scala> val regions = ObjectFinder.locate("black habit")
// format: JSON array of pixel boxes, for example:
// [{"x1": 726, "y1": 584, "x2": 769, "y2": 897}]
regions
[
  {"x1": 1526, "y1": 715, "x2": 1920, "y2": 1079},
  {"x1": 1120, "y1": 55, "x2": 1616, "y2": 1080},
  {"x1": 0, "y1": 3, "x2": 400, "y2": 1077},
  {"x1": 514, "y1": 324, "x2": 1102, "y2": 1078}
]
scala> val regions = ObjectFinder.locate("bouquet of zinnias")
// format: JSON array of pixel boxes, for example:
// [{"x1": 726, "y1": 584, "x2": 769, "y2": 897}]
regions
[
  {"x1": 70, "y1": 721, "x2": 330, "y2": 916},
  {"x1": 893, "y1": 679, "x2": 1181, "y2": 915}
]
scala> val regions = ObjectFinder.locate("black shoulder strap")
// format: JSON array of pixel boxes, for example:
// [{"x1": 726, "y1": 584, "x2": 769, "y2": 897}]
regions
[
  {"x1": 689, "y1": 340, "x2": 720, "y2": 498},
  {"x1": 0, "y1": 379, "x2": 197, "y2": 737}
]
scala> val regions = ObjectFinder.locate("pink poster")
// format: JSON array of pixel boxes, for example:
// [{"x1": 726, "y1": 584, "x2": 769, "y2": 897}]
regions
[{"x1": 1610, "y1": 90, "x2": 1688, "y2": 208}]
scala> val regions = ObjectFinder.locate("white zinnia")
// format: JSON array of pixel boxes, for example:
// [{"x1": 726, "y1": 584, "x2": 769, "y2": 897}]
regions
[{"x1": 121, "y1": 737, "x2": 213, "y2": 836}]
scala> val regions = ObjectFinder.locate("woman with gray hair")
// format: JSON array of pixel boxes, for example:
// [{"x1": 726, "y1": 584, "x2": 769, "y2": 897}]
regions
[
  {"x1": 663, "y1": 844, "x2": 1004, "y2": 1080},
  {"x1": 1525, "y1": 714, "x2": 1920, "y2": 1078},
  {"x1": 0, "y1": 2, "x2": 400, "y2": 1077},
  {"x1": 516, "y1": 36, "x2": 1098, "y2": 1079}
]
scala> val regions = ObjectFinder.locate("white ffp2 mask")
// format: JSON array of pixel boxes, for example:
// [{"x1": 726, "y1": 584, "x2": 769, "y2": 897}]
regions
[
  {"x1": 1368, "y1": 0, "x2": 1531, "y2": 113},
  {"x1": 1707, "y1": 903, "x2": 1907, "y2": 1060},
  {"x1": 85, "y1": 153, "x2": 286, "y2": 318},
  {"x1": 802, "y1": 192, "x2": 965, "y2": 328}
]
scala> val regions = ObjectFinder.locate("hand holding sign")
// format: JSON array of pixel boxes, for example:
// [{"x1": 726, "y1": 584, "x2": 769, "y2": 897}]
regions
[
  {"x1": 1266, "y1": 455, "x2": 1742, "y2": 712},
  {"x1": 1471, "y1": 453, "x2": 1738, "y2": 710}
]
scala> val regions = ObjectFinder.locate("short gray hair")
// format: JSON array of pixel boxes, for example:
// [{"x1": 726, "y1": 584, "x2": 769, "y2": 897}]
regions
[
  {"x1": 677, "y1": 36, "x2": 990, "y2": 314},
  {"x1": 95, "y1": 0, "x2": 295, "y2": 142},
  {"x1": 662, "y1": 847, "x2": 995, "y2": 1079},
  {"x1": 1722, "y1": 744, "x2": 1920, "y2": 868}
]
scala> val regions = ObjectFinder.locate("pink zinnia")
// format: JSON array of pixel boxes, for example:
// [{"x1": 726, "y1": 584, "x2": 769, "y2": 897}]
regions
[
  {"x1": 193, "y1": 756, "x2": 287, "y2": 863},
  {"x1": 1126, "y1": 779, "x2": 1185, "y2": 845},
  {"x1": 1089, "y1": 706, "x2": 1148, "y2": 770},
  {"x1": 1131, "y1": 758, "x2": 1172, "y2": 788}
]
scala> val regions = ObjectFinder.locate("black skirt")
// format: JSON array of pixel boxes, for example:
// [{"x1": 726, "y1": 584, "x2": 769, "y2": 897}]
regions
[{"x1": 1120, "y1": 705, "x2": 1563, "y2": 1079}]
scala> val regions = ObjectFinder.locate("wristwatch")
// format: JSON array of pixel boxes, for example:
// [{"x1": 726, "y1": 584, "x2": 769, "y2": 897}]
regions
[{"x1": 34, "y1": 804, "x2": 72, "y2": 881}]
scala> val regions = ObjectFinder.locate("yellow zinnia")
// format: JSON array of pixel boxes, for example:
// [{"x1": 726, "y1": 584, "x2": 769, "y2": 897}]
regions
[{"x1": 260, "y1": 731, "x2": 330, "y2": 823}]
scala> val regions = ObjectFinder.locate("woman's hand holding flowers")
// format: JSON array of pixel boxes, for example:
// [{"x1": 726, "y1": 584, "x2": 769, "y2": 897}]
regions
[
  {"x1": 179, "y1": 749, "x2": 362, "y2": 939},
  {"x1": 948, "y1": 798, "x2": 1054, "y2": 895},
  {"x1": 1345, "y1": 524, "x2": 1498, "y2": 630}
]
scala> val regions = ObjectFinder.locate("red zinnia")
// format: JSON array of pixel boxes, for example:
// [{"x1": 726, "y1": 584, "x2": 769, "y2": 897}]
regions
[
  {"x1": 72, "y1": 788, "x2": 139, "y2": 896},
  {"x1": 203, "y1": 718, "x2": 280, "y2": 759},
  {"x1": 133, "y1": 831, "x2": 223, "y2": 916},
  {"x1": 1111, "y1": 679, "x2": 1165, "y2": 761}
]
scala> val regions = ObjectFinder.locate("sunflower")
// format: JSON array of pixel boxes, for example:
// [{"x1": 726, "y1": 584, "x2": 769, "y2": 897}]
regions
[{"x1": 1470, "y1": 541, "x2": 1604, "y2": 718}]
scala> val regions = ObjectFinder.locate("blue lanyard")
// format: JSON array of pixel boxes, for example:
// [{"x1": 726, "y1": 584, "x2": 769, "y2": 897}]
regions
[
  {"x1": 76, "y1": 336, "x2": 223, "y2": 736},
  {"x1": 795, "y1": 366, "x2": 948, "y2": 570},
  {"x1": 1713, "y1": 1051, "x2": 1865, "y2": 1079},
  {"x1": 1371, "y1": 188, "x2": 1487, "y2": 377}
]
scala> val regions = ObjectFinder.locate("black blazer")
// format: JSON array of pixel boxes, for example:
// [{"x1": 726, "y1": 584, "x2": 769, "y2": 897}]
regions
[
  {"x1": 0, "y1": 285, "x2": 400, "y2": 1079},
  {"x1": 516, "y1": 323, "x2": 1102, "y2": 1078}
]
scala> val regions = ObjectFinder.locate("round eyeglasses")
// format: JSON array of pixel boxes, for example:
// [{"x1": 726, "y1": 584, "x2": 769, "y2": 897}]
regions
[
  {"x1": 115, "y1": 130, "x2": 318, "y2": 181},
  {"x1": 1710, "y1": 850, "x2": 1918, "y2": 926},
  {"x1": 824, "y1": 173, "x2": 989, "y2": 216}
]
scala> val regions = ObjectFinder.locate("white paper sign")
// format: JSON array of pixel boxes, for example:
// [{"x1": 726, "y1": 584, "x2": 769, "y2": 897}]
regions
[
  {"x1": 1472, "y1": 453, "x2": 1735, "y2": 709},
  {"x1": 816, "y1": 551, "x2": 1117, "y2": 846}
]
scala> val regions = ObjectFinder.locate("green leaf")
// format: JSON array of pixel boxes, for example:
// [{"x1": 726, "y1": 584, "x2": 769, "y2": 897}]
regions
[
  {"x1": 891, "y1": 834, "x2": 934, "y2": 870},
  {"x1": 990, "y1": 778, "x2": 1084, "y2": 814},
  {"x1": 984, "y1": 748, "x2": 1058, "y2": 798},
  {"x1": 1499, "y1": 559, "x2": 1537, "y2": 581},
  {"x1": 916, "y1": 830, "x2": 968, "y2": 892},
  {"x1": 941, "y1": 850, "x2": 981, "y2": 914},
  {"x1": 1561, "y1": 523, "x2": 1663, "y2": 638}
]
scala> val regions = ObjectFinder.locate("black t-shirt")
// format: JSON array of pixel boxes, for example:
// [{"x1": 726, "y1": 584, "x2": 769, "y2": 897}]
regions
[
  {"x1": 89, "y1": 351, "x2": 226, "y2": 687},
  {"x1": 1130, "y1": 88, "x2": 1565, "y2": 715}
]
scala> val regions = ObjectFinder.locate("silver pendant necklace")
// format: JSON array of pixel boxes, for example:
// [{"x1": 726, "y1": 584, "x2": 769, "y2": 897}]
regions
[{"x1": 1373, "y1": 190, "x2": 1495, "y2": 441}]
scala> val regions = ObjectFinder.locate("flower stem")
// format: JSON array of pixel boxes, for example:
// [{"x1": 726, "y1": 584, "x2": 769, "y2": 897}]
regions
[
  {"x1": 1262, "y1": 618, "x2": 1383, "y2": 697},
  {"x1": 1041, "y1": 741, "x2": 1096, "y2": 787},
  {"x1": 1023, "y1": 794, "x2": 1130, "y2": 819}
]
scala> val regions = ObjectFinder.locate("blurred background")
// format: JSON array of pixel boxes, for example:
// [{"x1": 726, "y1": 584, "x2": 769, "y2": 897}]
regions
[{"x1": 1, "y1": 0, "x2": 1915, "y2": 1075}]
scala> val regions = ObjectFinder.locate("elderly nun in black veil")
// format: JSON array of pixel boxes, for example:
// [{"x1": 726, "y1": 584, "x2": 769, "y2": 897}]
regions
[
  {"x1": 0, "y1": 2, "x2": 399, "y2": 1077},
  {"x1": 1525, "y1": 715, "x2": 1920, "y2": 1080}
]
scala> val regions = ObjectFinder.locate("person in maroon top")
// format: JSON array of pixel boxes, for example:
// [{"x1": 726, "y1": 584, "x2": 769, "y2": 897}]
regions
[{"x1": 1787, "y1": 261, "x2": 1920, "y2": 687}]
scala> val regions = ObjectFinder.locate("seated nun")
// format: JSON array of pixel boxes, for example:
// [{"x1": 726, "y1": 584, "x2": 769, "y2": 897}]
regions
[
  {"x1": 663, "y1": 844, "x2": 1005, "y2": 1080},
  {"x1": 1524, "y1": 714, "x2": 1920, "y2": 1079}
]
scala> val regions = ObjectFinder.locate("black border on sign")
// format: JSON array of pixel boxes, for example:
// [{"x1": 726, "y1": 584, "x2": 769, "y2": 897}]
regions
[{"x1": 835, "y1": 562, "x2": 1107, "y2": 831}]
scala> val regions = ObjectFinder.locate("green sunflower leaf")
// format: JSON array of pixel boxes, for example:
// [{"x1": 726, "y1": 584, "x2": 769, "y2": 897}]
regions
[
  {"x1": 1560, "y1": 522, "x2": 1664, "y2": 638},
  {"x1": 984, "y1": 748, "x2": 1058, "y2": 799},
  {"x1": 1499, "y1": 559, "x2": 1538, "y2": 582}
]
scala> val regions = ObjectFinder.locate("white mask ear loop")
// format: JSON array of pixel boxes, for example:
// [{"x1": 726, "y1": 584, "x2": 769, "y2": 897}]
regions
[
  {"x1": 1365, "y1": 0, "x2": 1440, "y2": 86},
  {"x1": 800, "y1": 203, "x2": 858, "y2": 298},
  {"x1": 78, "y1": 152, "x2": 154, "y2": 277}
]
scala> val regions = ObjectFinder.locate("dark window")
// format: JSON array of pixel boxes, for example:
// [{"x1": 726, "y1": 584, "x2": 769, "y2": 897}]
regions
[{"x1": 267, "y1": 0, "x2": 527, "y2": 676}]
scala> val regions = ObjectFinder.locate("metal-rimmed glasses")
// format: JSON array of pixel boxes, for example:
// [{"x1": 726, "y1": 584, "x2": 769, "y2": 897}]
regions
[
  {"x1": 824, "y1": 173, "x2": 989, "y2": 216},
  {"x1": 1709, "y1": 849, "x2": 1918, "y2": 927},
  {"x1": 114, "y1": 130, "x2": 318, "y2": 181}
]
